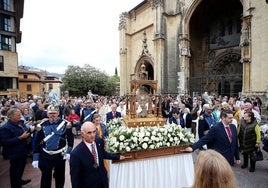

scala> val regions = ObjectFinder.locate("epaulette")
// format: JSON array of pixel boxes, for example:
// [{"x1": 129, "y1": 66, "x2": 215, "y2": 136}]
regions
[
  {"x1": 63, "y1": 119, "x2": 72, "y2": 129},
  {"x1": 35, "y1": 118, "x2": 49, "y2": 131}
]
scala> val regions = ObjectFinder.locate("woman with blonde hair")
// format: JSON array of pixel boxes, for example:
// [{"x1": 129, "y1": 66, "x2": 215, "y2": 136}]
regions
[{"x1": 191, "y1": 149, "x2": 237, "y2": 188}]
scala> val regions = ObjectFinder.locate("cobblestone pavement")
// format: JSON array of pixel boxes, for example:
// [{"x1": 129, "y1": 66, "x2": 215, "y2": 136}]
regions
[{"x1": 1, "y1": 137, "x2": 268, "y2": 188}]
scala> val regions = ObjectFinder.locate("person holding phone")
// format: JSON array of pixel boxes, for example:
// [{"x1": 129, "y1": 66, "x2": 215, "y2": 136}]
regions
[{"x1": 0, "y1": 108, "x2": 32, "y2": 187}]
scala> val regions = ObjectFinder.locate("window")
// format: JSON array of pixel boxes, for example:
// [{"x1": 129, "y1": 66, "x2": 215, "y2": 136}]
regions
[
  {"x1": 26, "y1": 84, "x2": 32, "y2": 91},
  {"x1": 4, "y1": 17, "x2": 11, "y2": 31},
  {"x1": 3, "y1": 0, "x2": 11, "y2": 11},
  {"x1": 0, "y1": 77, "x2": 14, "y2": 90},
  {"x1": 49, "y1": 83, "x2": 53, "y2": 90},
  {"x1": 0, "y1": 56, "x2": 3, "y2": 71},
  {"x1": 0, "y1": 35, "x2": 11, "y2": 51},
  {"x1": 23, "y1": 75, "x2": 28, "y2": 79}
]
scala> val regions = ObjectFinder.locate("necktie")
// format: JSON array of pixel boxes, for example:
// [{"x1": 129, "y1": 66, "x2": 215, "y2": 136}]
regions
[
  {"x1": 113, "y1": 112, "x2": 116, "y2": 118},
  {"x1": 225, "y1": 126, "x2": 232, "y2": 142},
  {"x1": 91, "y1": 144, "x2": 97, "y2": 162}
]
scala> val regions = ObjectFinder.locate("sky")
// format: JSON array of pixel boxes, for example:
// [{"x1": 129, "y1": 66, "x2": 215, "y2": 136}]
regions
[{"x1": 17, "y1": 0, "x2": 143, "y2": 75}]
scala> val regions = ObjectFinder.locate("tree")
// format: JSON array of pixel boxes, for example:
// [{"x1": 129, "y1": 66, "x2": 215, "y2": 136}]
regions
[
  {"x1": 115, "y1": 67, "x2": 118, "y2": 76},
  {"x1": 61, "y1": 64, "x2": 118, "y2": 96}
]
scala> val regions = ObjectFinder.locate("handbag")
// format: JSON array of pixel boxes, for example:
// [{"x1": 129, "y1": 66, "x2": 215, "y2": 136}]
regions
[{"x1": 250, "y1": 148, "x2": 263, "y2": 161}]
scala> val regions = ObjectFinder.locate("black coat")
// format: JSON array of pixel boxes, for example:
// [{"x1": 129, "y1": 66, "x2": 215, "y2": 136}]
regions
[
  {"x1": 0, "y1": 120, "x2": 28, "y2": 160},
  {"x1": 192, "y1": 122, "x2": 240, "y2": 165},
  {"x1": 70, "y1": 139, "x2": 120, "y2": 188}
]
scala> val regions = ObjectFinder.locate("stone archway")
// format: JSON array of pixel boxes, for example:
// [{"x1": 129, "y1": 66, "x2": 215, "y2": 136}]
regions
[
  {"x1": 213, "y1": 50, "x2": 242, "y2": 96},
  {"x1": 135, "y1": 57, "x2": 154, "y2": 81},
  {"x1": 186, "y1": 0, "x2": 243, "y2": 97}
]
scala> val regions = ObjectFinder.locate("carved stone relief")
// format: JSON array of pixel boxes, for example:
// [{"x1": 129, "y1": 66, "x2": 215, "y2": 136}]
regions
[
  {"x1": 118, "y1": 12, "x2": 127, "y2": 30},
  {"x1": 150, "y1": 0, "x2": 165, "y2": 9},
  {"x1": 139, "y1": 31, "x2": 153, "y2": 60}
]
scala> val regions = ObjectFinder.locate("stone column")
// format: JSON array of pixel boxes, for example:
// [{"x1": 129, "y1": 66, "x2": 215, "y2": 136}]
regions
[
  {"x1": 240, "y1": 15, "x2": 252, "y2": 93},
  {"x1": 178, "y1": 35, "x2": 191, "y2": 94},
  {"x1": 119, "y1": 12, "x2": 129, "y2": 95}
]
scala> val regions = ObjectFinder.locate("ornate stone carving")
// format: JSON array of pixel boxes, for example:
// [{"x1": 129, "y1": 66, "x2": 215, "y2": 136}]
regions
[
  {"x1": 240, "y1": 22, "x2": 250, "y2": 47},
  {"x1": 120, "y1": 48, "x2": 127, "y2": 55},
  {"x1": 140, "y1": 31, "x2": 153, "y2": 59},
  {"x1": 178, "y1": 0, "x2": 186, "y2": 14},
  {"x1": 118, "y1": 12, "x2": 127, "y2": 30},
  {"x1": 213, "y1": 51, "x2": 241, "y2": 74},
  {"x1": 240, "y1": 15, "x2": 252, "y2": 63},
  {"x1": 178, "y1": 34, "x2": 191, "y2": 57},
  {"x1": 178, "y1": 44, "x2": 191, "y2": 57},
  {"x1": 150, "y1": 0, "x2": 164, "y2": 9},
  {"x1": 208, "y1": 50, "x2": 215, "y2": 61}
]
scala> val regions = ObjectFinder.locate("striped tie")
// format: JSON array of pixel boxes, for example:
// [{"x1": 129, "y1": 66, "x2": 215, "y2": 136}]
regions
[{"x1": 91, "y1": 144, "x2": 97, "y2": 162}]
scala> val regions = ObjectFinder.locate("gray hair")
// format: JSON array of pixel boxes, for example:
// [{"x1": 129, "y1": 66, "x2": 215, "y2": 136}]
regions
[{"x1": 7, "y1": 108, "x2": 21, "y2": 118}]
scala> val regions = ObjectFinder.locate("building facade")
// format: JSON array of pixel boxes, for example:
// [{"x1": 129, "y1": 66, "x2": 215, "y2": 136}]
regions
[
  {"x1": 18, "y1": 68, "x2": 44, "y2": 99},
  {"x1": 18, "y1": 66, "x2": 62, "y2": 99},
  {"x1": 0, "y1": 0, "x2": 24, "y2": 98},
  {"x1": 43, "y1": 75, "x2": 62, "y2": 98},
  {"x1": 119, "y1": 0, "x2": 268, "y2": 100}
]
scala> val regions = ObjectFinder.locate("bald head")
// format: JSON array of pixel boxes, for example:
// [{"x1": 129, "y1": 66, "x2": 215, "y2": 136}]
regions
[
  {"x1": 111, "y1": 103, "x2": 117, "y2": 112},
  {"x1": 81, "y1": 121, "x2": 96, "y2": 143}
]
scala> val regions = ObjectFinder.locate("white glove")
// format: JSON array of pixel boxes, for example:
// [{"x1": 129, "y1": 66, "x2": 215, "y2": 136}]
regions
[
  {"x1": 32, "y1": 161, "x2": 39, "y2": 168},
  {"x1": 63, "y1": 153, "x2": 70, "y2": 160}
]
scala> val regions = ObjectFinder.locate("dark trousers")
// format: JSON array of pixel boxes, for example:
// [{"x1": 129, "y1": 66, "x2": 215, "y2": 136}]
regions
[
  {"x1": 191, "y1": 122, "x2": 196, "y2": 137},
  {"x1": 39, "y1": 152, "x2": 66, "y2": 188},
  {"x1": 242, "y1": 153, "x2": 256, "y2": 170},
  {"x1": 10, "y1": 156, "x2": 27, "y2": 188}
]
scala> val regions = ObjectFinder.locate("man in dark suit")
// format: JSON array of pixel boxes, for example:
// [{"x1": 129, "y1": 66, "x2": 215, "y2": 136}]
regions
[
  {"x1": 70, "y1": 121, "x2": 125, "y2": 188},
  {"x1": 198, "y1": 104, "x2": 216, "y2": 149},
  {"x1": 0, "y1": 108, "x2": 32, "y2": 187},
  {"x1": 168, "y1": 108, "x2": 185, "y2": 127},
  {"x1": 106, "y1": 103, "x2": 121, "y2": 123},
  {"x1": 184, "y1": 110, "x2": 241, "y2": 166}
]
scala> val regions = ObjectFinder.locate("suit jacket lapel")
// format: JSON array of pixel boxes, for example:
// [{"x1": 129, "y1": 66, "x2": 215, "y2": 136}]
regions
[
  {"x1": 95, "y1": 141, "x2": 103, "y2": 162},
  {"x1": 81, "y1": 141, "x2": 95, "y2": 161},
  {"x1": 219, "y1": 122, "x2": 231, "y2": 143}
]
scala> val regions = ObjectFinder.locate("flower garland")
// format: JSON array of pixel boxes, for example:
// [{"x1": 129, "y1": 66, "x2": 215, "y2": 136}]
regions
[{"x1": 106, "y1": 118, "x2": 195, "y2": 153}]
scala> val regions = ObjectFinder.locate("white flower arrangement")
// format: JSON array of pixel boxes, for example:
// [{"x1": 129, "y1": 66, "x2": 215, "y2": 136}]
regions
[
  {"x1": 106, "y1": 118, "x2": 195, "y2": 153},
  {"x1": 106, "y1": 118, "x2": 123, "y2": 132}
]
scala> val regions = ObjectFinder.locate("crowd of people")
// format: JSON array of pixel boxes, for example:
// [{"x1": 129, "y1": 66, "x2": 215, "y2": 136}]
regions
[{"x1": 0, "y1": 93, "x2": 267, "y2": 187}]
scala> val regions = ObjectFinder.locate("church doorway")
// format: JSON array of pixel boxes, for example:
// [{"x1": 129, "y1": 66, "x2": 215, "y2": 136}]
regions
[{"x1": 188, "y1": 0, "x2": 243, "y2": 97}]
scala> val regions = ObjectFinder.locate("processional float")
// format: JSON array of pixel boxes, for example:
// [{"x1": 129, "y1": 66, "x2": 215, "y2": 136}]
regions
[{"x1": 123, "y1": 63, "x2": 166, "y2": 127}]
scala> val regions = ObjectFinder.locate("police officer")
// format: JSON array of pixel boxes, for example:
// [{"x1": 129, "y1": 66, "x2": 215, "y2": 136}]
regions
[{"x1": 32, "y1": 104, "x2": 74, "y2": 188}]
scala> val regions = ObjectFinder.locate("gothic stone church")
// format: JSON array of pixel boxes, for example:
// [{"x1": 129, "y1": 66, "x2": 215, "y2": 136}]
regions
[{"x1": 119, "y1": 0, "x2": 268, "y2": 100}]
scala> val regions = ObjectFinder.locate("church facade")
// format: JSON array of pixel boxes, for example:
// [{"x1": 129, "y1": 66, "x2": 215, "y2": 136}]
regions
[{"x1": 119, "y1": 0, "x2": 268, "y2": 100}]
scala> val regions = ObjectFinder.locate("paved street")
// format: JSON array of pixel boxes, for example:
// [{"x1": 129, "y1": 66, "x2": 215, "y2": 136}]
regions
[{"x1": 0, "y1": 137, "x2": 267, "y2": 188}]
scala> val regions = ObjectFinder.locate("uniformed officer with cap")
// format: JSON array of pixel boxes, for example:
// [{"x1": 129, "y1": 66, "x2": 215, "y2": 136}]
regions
[{"x1": 32, "y1": 104, "x2": 74, "y2": 188}]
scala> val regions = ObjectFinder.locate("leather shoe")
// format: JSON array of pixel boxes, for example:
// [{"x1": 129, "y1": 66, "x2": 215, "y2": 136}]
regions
[
  {"x1": 249, "y1": 168, "x2": 255, "y2": 172},
  {"x1": 241, "y1": 164, "x2": 248, "y2": 169},
  {"x1": 21, "y1": 179, "x2": 31, "y2": 185}
]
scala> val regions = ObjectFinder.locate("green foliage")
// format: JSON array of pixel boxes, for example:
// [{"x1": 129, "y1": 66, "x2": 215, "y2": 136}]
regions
[
  {"x1": 61, "y1": 64, "x2": 119, "y2": 96},
  {"x1": 115, "y1": 67, "x2": 118, "y2": 76}
]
